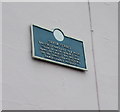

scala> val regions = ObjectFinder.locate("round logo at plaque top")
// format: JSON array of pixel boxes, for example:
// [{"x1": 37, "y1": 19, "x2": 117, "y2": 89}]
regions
[{"x1": 53, "y1": 29, "x2": 64, "y2": 41}]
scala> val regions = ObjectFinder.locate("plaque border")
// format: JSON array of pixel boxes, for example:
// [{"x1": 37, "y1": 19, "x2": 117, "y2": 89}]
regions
[{"x1": 31, "y1": 24, "x2": 88, "y2": 71}]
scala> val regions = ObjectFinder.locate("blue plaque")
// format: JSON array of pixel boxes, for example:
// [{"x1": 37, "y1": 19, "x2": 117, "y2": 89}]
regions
[{"x1": 31, "y1": 24, "x2": 87, "y2": 70}]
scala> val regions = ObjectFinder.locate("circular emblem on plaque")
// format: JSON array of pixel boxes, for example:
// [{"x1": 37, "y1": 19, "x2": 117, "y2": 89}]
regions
[{"x1": 53, "y1": 29, "x2": 64, "y2": 41}]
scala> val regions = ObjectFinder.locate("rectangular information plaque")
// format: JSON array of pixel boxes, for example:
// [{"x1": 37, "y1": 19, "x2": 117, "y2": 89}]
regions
[{"x1": 31, "y1": 24, "x2": 87, "y2": 70}]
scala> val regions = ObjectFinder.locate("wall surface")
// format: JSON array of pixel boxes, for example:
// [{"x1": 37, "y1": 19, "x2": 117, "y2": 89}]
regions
[
  {"x1": 2, "y1": 2, "x2": 118, "y2": 110},
  {"x1": 90, "y1": 3, "x2": 118, "y2": 110},
  {"x1": 0, "y1": 2, "x2": 2, "y2": 111}
]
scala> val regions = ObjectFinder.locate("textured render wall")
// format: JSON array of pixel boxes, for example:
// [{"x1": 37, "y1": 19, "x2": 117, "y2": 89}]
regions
[{"x1": 2, "y1": 2, "x2": 118, "y2": 110}]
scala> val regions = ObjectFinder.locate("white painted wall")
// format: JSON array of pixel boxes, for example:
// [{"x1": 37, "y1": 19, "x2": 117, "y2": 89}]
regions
[
  {"x1": 90, "y1": 2, "x2": 118, "y2": 110},
  {"x1": 2, "y1": 2, "x2": 118, "y2": 110},
  {"x1": 0, "y1": 2, "x2": 2, "y2": 111}
]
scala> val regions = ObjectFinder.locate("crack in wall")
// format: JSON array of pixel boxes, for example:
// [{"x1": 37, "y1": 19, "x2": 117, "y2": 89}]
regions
[{"x1": 88, "y1": 1, "x2": 101, "y2": 111}]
